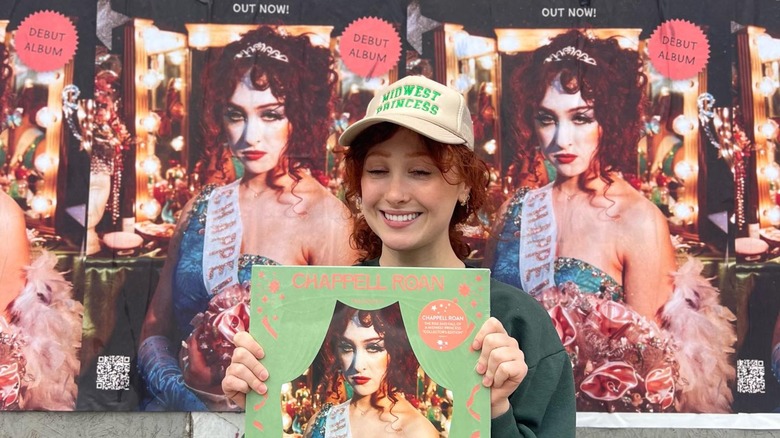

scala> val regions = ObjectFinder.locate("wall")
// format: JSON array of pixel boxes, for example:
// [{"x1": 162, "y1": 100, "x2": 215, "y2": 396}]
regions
[{"x1": 1, "y1": 412, "x2": 779, "y2": 437}]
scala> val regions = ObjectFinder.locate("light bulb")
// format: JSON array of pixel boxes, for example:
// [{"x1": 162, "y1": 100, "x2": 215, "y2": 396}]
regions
[
  {"x1": 483, "y1": 139, "x2": 497, "y2": 155},
  {"x1": 141, "y1": 155, "x2": 161, "y2": 176},
  {"x1": 673, "y1": 203, "x2": 693, "y2": 221},
  {"x1": 142, "y1": 26, "x2": 162, "y2": 52},
  {"x1": 768, "y1": 205, "x2": 780, "y2": 226},
  {"x1": 764, "y1": 162, "x2": 780, "y2": 182},
  {"x1": 168, "y1": 50, "x2": 185, "y2": 66},
  {"x1": 757, "y1": 33, "x2": 780, "y2": 62},
  {"x1": 760, "y1": 119, "x2": 779, "y2": 140},
  {"x1": 672, "y1": 115, "x2": 696, "y2": 136},
  {"x1": 34, "y1": 153, "x2": 57, "y2": 173},
  {"x1": 478, "y1": 55, "x2": 494, "y2": 70},
  {"x1": 31, "y1": 195, "x2": 52, "y2": 216},
  {"x1": 759, "y1": 76, "x2": 778, "y2": 97},
  {"x1": 673, "y1": 161, "x2": 694, "y2": 180},
  {"x1": 454, "y1": 74, "x2": 472, "y2": 93},
  {"x1": 141, "y1": 112, "x2": 161, "y2": 133},
  {"x1": 170, "y1": 136, "x2": 184, "y2": 152},
  {"x1": 36, "y1": 71, "x2": 61, "y2": 85},
  {"x1": 671, "y1": 79, "x2": 696, "y2": 93},
  {"x1": 190, "y1": 31, "x2": 210, "y2": 50},
  {"x1": 141, "y1": 70, "x2": 163, "y2": 90},
  {"x1": 140, "y1": 199, "x2": 161, "y2": 220},
  {"x1": 35, "y1": 107, "x2": 58, "y2": 128}
]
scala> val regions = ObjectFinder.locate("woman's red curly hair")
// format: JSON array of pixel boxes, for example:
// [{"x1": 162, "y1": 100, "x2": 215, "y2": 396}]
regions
[
  {"x1": 314, "y1": 302, "x2": 417, "y2": 413},
  {"x1": 508, "y1": 29, "x2": 646, "y2": 191},
  {"x1": 199, "y1": 26, "x2": 338, "y2": 189}
]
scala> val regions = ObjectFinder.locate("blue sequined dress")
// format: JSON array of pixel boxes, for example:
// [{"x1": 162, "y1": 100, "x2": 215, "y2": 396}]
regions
[
  {"x1": 139, "y1": 185, "x2": 278, "y2": 411},
  {"x1": 172, "y1": 185, "x2": 277, "y2": 345},
  {"x1": 490, "y1": 188, "x2": 625, "y2": 303}
]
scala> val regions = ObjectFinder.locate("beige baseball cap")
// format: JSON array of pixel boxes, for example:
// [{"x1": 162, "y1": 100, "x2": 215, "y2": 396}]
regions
[{"x1": 339, "y1": 75, "x2": 474, "y2": 150}]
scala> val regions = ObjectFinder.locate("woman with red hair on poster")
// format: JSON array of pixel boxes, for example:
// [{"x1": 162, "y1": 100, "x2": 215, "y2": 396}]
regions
[
  {"x1": 304, "y1": 302, "x2": 437, "y2": 437},
  {"x1": 138, "y1": 26, "x2": 357, "y2": 411},
  {"x1": 488, "y1": 29, "x2": 736, "y2": 413}
]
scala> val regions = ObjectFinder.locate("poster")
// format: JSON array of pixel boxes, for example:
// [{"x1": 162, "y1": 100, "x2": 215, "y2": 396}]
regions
[
  {"x1": 0, "y1": 0, "x2": 779, "y2": 432},
  {"x1": 0, "y1": 0, "x2": 94, "y2": 412},
  {"x1": 245, "y1": 265, "x2": 490, "y2": 437}
]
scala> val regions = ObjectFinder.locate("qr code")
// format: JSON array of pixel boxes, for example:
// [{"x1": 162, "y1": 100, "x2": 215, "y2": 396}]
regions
[
  {"x1": 737, "y1": 359, "x2": 766, "y2": 394},
  {"x1": 96, "y1": 355, "x2": 131, "y2": 391}
]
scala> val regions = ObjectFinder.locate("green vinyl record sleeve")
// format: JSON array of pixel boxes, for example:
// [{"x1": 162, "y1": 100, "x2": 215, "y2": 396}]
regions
[{"x1": 246, "y1": 265, "x2": 491, "y2": 437}]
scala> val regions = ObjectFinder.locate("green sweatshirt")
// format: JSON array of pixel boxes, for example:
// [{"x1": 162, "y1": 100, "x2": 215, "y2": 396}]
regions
[
  {"x1": 487, "y1": 278, "x2": 576, "y2": 437},
  {"x1": 358, "y1": 259, "x2": 576, "y2": 437}
]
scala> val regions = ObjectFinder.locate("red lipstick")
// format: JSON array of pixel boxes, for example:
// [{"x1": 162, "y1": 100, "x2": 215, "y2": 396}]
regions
[
  {"x1": 242, "y1": 151, "x2": 267, "y2": 161},
  {"x1": 555, "y1": 154, "x2": 577, "y2": 164},
  {"x1": 352, "y1": 376, "x2": 370, "y2": 385}
]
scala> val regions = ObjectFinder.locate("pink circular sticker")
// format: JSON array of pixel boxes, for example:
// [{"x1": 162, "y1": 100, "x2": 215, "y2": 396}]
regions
[
  {"x1": 418, "y1": 299, "x2": 470, "y2": 352},
  {"x1": 340, "y1": 17, "x2": 401, "y2": 78},
  {"x1": 648, "y1": 19, "x2": 709, "y2": 80},
  {"x1": 14, "y1": 10, "x2": 78, "y2": 72}
]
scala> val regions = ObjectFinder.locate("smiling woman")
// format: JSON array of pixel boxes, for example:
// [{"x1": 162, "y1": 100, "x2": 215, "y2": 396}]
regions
[
  {"x1": 222, "y1": 75, "x2": 577, "y2": 437},
  {"x1": 137, "y1": 25, "x2": 358, "y2": 411}
]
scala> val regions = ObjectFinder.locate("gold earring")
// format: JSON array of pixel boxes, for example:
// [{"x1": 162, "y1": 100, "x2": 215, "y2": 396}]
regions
[
  {"x1": 459, "y1": 194, "x2": 469, "y2": 207},
  {"x1": 356, "y1": 196, "x2": 362, "y2": 210}
]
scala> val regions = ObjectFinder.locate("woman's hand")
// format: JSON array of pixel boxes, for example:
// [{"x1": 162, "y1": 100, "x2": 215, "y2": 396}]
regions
[
  {"x1": 221, "y1": 331, "x2": 269, "y2": 409},
  {"x1": 181, "y1": 325, "x2": 222, "y2": 394},
  {"x1": 472, "y1": 317, "x2": 527, "y2": 418}
]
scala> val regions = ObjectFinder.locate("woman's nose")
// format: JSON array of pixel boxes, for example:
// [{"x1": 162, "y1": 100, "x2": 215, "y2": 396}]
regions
[
  {"x1": 385, "y1": 174, "x2": 409, "y2": 204},
  {"x1": 555, "y1": 121, "x2": 575, "y2": 149},
  {"x1": 352, "y1": 350, "x2": 365, "y2": 371},
  {"x1": 242, "y1": 116, "x2": 265, "y2": 147}
]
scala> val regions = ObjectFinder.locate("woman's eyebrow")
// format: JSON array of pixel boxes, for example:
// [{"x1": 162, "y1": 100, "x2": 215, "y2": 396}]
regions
[
  {"x1": 366, "y1": 149, "x2": 391, "y2": 159},
  {"x1": 536, "y1": 104, "x2": 594, "y2": 114},
  {"x1": 225, "y1": 101, "x2": 284, "y2": 111}
]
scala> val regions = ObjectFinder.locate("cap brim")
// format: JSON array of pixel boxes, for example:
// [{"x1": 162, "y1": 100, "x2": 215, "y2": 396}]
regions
[{"x1": 339, "y1": 114, "x2": 467, "y2": 147}]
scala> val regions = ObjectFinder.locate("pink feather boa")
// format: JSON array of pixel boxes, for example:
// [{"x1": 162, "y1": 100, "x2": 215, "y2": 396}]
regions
[
  {"x1": 660, "y1": 256, "x2": 736, "y2": 413},
  {"x1": 5, "y1": 250, "x2": 83, "y2": 410}
]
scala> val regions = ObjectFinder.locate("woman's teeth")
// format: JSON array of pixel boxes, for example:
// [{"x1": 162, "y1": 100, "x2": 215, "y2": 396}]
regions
[{"x1": 384, "y1": 212, "x2": 419, "y2": 222}]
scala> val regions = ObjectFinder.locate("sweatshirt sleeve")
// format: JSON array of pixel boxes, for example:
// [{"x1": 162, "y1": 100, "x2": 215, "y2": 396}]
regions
[
  {"x1": 491, "y1": 349, "x2": 575, "y2": 437},
  {"x1": 489, "y1": 279, "x2": 576, "y2": 437}
]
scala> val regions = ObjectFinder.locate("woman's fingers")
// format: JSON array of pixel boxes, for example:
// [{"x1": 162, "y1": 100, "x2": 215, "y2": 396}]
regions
[
  {"x1": 221, "y1": 373, "x2": 248, "y2": 409},
  {"x1": 473, "y1": 317, "x2": 509, "y2": 375},
  {"x1": 473, "y1": 318, "x2": 527, "y2": 395},
  {"x1": 486, "y1": 346, "x2": 526, "y2": 390},
  {"x1": 222, "y1": 331, "x2": 270, "y2": 407},
  {"x1": 234, "y1": 331, "x2": 265, "y2": 359}
]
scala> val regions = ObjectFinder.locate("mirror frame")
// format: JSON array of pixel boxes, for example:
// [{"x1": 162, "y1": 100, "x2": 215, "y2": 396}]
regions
[
  {"x1": 126, "y1": 18, "x2": 189, "y2": 223},
  {"x1": 736, "y1": 26, "x2": 779, "y2": 230},
  {"x1": 3, "y1": 19, "x2": 73, "y2": 232}
]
